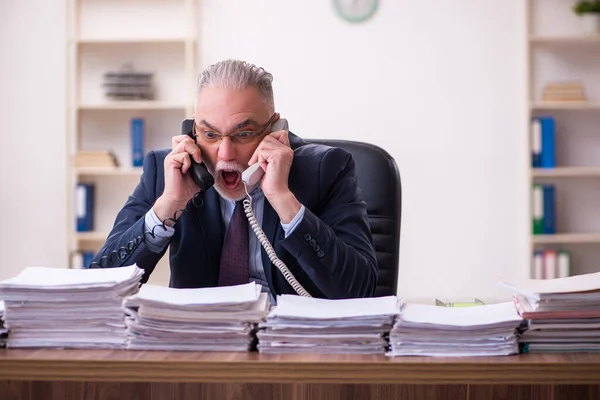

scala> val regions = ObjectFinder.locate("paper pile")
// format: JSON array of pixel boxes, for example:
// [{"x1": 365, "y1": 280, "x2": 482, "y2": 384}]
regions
[
  {"x1": 500, "y1": 272, "x2": 600, "y2": 352},
  {"x1": 0, "y1": 265, "x2": 144, "y2": 348},
  {"x1": 387, "y1": 302, "x2": 523, "y2": 356},
  {"x1": 0, "y1": 301, "x2": 6, "y2": 347},
  {"x1": 257, "y1": 295, "x2": 401, "y2": 354},
  {"x1": 123, "y1": 282, "x2": 269, "y2": 351}
]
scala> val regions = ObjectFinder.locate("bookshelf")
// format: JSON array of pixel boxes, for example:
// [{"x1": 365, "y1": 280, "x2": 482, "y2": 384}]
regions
[
  {"x1": 526, "y1": 0, "x2": 600, "y2": 279},
  {"x1": 531, "y1": 102, "x2": 600, "y2": 110},
  {"x1": 531, "y1": 167, "x2": 600, "y2": 178},
  {"x1": 529, "y1": 35, "x2": 600, "y2": 44},
  {"x1": 65, "y1": 0, "x2": 198, "y2": 281},
  {"x1": 78, "y1": 102, "x2": 188, "y2": 111}
]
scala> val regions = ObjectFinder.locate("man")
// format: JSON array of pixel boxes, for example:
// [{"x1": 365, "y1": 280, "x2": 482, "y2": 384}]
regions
[{"x1": 91, "y1": 59, "x2": 377, "y2": 300}]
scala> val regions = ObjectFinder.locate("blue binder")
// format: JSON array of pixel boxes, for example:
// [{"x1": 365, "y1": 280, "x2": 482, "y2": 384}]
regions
[
  {"x1": 82, "y1": 252, "x2": 94, "y2": 269},
  {"x1": 76, "y1": 183, "x2": 95, "y2": 232},
  {"x1": 131, "y1": 118, "x2": 145, "y2": 167},
  {"x1": 531, "y1": 118, "x2": 542, "y2": 168},
  {"x1": 539, "y1": 116, "x2": 555, "y2": 168},
  {"x1": 542, "y1": 184, "x2": 556, "y2": 234}
]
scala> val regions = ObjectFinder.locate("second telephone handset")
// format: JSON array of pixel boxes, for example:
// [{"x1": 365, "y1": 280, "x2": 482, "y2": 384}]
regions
[
  {"x1": 182, "y1": 117, "x2": 311, "y2": 297},
  {"x1": 240, "y1": 118, "x2": 312, "y2": 297}
]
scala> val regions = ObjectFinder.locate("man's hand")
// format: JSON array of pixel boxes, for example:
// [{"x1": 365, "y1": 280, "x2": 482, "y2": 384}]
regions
[
  {"x1": 153, "y1": 135, "x2": 203, "y2": 225},
  {"x1": 248, "y1": 128, "x2": 301, "y2": 224}
]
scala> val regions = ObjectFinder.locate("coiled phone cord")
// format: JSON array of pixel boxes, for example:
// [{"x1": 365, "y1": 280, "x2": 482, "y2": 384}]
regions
[
  {"x1": 243, "y1": 186, "x2": 312, "y2": 297},
  {"x1": 93, "y1": 185, "x2": 313, "y2": 299}
]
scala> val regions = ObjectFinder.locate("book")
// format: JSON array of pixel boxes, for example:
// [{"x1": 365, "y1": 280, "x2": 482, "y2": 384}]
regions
[
  {"x1": 532, "y1": 185, "x2": 544, "y2": 235},
  {"x1": 532, "y1": 184, "x2": 556, "y2": 235},
  {"x1": 557, "y1": 251, "x2": 570, "y2": 278},
  {"x1": 541, "y1": 82, "x2": 586, "y2": 103},
  {"x1": 530, "y1": 118, "x2": 542, "y2": 168},
  {"x1": 539, "y1": 116, "x2": 555, "y2": 168},
  {"x1": 75, "y1": 151, "x2": 117, "y2": 168},
  {"x1": 543, "y1": 250, "x2": 557, "y2": 279},
  {"x1": 532, "y1": 251, "x2": 543, "y2": 279},
  {"x1": 532, "y1": 249, "x2": 571, "y2": 280}
]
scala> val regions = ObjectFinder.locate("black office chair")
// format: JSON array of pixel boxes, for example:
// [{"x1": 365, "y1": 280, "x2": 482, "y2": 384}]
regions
[{"x1": 307, "y1": 139, "x2": 402, "y2": 297}]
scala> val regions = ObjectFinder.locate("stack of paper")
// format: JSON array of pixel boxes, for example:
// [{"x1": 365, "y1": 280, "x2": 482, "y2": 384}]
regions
[
  {"x1": 0, "y1": 265, "x2": 144, "y2": 348},
  {"x1": 0, "y1": 301, "x2": 6, "y2": 347},
  {"x1": 500, "y1": 272, "x2": 600, "y2": 352},
  {"x1": 257, "y1": 295, "x2": 401, "y2": 354},
  {"x1": 387, "y1": 302, "x2": 523, "y2": 357},
  {"x1": 123, "y1": 282, "x2": 269, "y2": 351}
]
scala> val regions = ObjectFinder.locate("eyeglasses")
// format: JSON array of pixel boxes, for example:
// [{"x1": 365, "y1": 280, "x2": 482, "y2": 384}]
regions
[{"x1": 192, "y1": 113, "x2": 277, "y2": 145}]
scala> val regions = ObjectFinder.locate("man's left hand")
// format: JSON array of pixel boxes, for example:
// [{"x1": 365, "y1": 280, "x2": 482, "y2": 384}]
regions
[{"x1": 248, "y1": 128, "x2": 301, "y2": 224}]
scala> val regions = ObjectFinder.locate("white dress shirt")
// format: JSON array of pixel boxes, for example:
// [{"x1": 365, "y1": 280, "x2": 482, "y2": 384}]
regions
[{"x1": 144, "y1": 188, "x2": 305, "y2": 301}]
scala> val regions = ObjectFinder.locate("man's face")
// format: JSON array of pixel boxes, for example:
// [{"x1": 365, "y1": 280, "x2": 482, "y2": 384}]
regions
[{"x1": 193, "y1": 85, "x2": 273, "y2": 201}]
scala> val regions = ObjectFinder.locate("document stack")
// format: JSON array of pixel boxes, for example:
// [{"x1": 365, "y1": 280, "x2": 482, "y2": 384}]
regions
[
  {"x1": 387, "y1": 302, "x2": 523, "y2": 357},
  {"x1": 500, "y1": 272, "x2": 600, "y2": 353},
  {"x1": 257, "y1": 295, "x2": 401, "y2": 354},
  {"x1": 123, "y1": 282, "x2": 269, "y2": 351},
  {"x1": 0, "y1": 301, "x2": 6, "y2": 347},
  {"x1": 0, "y1": 265, "x2": 144, "y2": 348}
]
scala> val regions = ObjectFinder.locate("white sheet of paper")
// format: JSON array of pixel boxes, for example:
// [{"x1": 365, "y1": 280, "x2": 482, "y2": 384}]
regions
[
  {"x1": 499, "y1": 271, "x2": 600, "y2": 298},
  {"x1": 398, "y1": 302, "x2": 521, "y2": 327},
  {"x1": 269, "y1": 295, "x2": 401, "y2": 319},
  {"x1": 0, "y1": 265, "x2": 142, "y2": 288},
  {"x1": 129, "y1": 282, "x2": 260, "y2": 306}
]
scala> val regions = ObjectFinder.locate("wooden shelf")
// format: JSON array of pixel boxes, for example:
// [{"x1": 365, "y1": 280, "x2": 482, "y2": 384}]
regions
[
  {"x1": 532, "y1": 233, "x2": 600, "y2": 244},
  {"x1": 76, "y1": 232, "x2": 109, "y2": 242},
  {"x1": 529, "y1": 35, "x2": 600, "y2": 44},
  {"x1": 73, "y1": 37, "x2": 196, "y2": 44},
  {"x1": 76, "y1": 167, "x2": 143, "y2": 177},
  {"x1": 78, "y1": 101, "x2": 187, "y2": 111},
  {"x1": 531, "y1": 167, "x2": 600, "y2": 178},
  {"x1": 530, "y1": 102, "x2": 600, "y2": 111}
]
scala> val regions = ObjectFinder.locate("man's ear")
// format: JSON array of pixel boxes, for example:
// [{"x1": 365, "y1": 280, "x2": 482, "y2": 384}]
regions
[{"x1": 271, "y1": 113, "x2": 281, "y2": 132}]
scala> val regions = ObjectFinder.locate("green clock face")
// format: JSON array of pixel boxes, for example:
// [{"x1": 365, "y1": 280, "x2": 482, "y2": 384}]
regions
[{"x1": 333, "y1": 0, "x2": 379, "y2": 23}]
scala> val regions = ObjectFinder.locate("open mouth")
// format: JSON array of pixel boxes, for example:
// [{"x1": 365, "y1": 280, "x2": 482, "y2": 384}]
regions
[{"x1": 221, "y1": 170, "x2": 241, "y2": 190}]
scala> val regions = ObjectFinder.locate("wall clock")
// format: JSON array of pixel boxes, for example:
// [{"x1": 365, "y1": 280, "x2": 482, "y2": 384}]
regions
[{"x1": 333, "y1": 0, "x2": 379, "y2": 23}]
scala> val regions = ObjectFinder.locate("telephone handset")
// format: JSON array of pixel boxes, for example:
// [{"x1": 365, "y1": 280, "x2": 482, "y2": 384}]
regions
[
  {"x1": 181, "y1": 117, "x2": 311, "y2": 297},
  {"x1": 240, "y1": 117, "x2": 311, "y2": 297},
  {"x1": 240, "y1": 118, "x2": 287, "y2": 186},
  {"x1": 182, "y1": 119, "x2": 215, "y2": 193}
]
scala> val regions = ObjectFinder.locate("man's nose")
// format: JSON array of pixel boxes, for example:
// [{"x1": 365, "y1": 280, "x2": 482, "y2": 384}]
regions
[{"x1": 217, "y1": 137, "x2": 236, "y2": 161}]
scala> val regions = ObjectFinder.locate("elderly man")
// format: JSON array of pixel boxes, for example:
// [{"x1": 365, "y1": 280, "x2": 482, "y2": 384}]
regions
[{"x1": 91, "y1": 59, "x2": 377, "y2": 300}]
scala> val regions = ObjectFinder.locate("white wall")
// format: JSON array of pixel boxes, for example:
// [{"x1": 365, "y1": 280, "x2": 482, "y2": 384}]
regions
[
  {"x1": 0, "y1": 0, "x2": 529, "y2": 303},
  {"x1": 199, "y1": 0, "x2": 529, "y2": 303},
  {"x1": 0, "y1": 0, "x2": 67, "y2": 279}
]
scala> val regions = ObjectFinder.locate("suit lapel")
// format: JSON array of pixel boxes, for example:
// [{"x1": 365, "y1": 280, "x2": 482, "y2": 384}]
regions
[
  {"x1": 195, "y1": 188, "x2": 224, "y2": 281},
  {"x1": 261, "y1": 198, "x2": 279, "y2": 291}
]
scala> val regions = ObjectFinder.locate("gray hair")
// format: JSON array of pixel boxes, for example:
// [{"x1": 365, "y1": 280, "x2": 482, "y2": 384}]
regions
[{"x1": 196, "y1": 59, "x2": 274, "y2": 111}]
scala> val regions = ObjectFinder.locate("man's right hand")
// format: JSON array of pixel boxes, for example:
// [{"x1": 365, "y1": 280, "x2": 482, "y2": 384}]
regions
[{"x1": 153, "y1": 135, "x2": 203, "y2": 225}]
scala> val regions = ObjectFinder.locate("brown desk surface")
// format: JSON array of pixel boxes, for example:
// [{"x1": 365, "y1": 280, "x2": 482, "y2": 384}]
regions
[{"x1": 1, "y1": 349, "x2": 599, "y2": 384}]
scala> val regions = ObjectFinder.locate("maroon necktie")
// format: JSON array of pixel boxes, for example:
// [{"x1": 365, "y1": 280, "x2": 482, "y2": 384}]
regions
[{"x1": 218, "y1": 201, "x2": 250, "y2": 286}]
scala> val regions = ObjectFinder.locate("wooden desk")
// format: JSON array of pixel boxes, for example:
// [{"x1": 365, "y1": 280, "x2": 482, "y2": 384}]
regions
[{"x1": 1, "y1": 349, "x2": 599, "y2": 400}]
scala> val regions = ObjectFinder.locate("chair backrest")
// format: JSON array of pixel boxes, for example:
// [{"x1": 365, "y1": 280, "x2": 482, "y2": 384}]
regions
[{"x1": 306, "y1": 139, "x2": 401, "y2": 297}]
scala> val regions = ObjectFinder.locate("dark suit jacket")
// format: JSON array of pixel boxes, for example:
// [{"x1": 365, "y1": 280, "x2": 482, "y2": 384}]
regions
[{"x1": 91, "y1": 133, "x2": 378, "y2": 299}]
